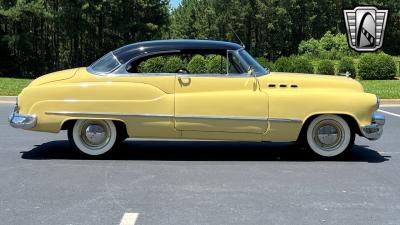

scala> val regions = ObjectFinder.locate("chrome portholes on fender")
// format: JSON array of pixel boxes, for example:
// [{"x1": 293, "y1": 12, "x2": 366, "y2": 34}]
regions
[
  {"x1": 306, "y1": 115, "x2": 354, "y2": 158},
  {"x1": 68, "y1": 120, "x2": 117, "y2": 156}
]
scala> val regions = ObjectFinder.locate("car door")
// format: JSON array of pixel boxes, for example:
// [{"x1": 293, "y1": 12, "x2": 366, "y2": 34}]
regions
[{"x1": 174, "y1": 51, "x2": 269, "y2": 134}]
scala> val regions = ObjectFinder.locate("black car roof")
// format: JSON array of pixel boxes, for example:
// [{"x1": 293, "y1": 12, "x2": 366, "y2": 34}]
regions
[{"x1": 113, "y1": 40, "x2": 243, "y2": 64}]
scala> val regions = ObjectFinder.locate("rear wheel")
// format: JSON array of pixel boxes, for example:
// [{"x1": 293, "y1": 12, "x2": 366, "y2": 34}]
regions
[
  {"x1": 68, "y1": 120, "x2": 118, "y2": 156},
  {"x1": 304, "y1": 115, "x2": 355, "y2": 158}
]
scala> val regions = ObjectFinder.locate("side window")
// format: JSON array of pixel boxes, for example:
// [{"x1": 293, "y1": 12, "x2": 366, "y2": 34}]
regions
[
  {"x1": 128, "y1": 53, "x2": 229, "y2": 75},
  {"x1": 133, "y1": 55, "x2": 187, "y2": 74}
]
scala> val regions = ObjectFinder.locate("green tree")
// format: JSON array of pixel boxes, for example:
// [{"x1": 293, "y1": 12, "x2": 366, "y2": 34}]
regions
[{"x1": 0, "y1": 0, "x2": 169, "y2": 77}]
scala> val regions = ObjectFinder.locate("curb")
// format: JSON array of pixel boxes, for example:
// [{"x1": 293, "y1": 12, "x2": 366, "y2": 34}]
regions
[
  {"x1": 0, "y1": 96, "x2": 16, "y2": 103},
  {"x1": 0, "y1": 96, "x2": 400, "y2": 105},
  {"x1": 381, "y1": 99, "x2": 400, "y2": 106}
]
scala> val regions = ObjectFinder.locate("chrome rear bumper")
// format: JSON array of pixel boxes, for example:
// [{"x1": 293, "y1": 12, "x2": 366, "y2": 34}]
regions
[
  {"x1": 8, "y1": 105, "x2": 37, "y2": 130},
  {"x1": 361, "y1": 113, "x2": 385, "y2": 140}
]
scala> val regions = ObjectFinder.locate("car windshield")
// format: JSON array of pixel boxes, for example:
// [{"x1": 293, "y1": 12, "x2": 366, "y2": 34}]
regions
[
  {"x1": 239, "y1": 50, "x2": 268, "y2": 75},
  {"x1": 89, "y1": 52, "x2": 121, "y2": 74}
]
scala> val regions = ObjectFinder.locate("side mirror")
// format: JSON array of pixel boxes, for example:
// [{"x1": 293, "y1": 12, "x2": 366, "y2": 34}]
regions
[{"x1": 247, "y1": 66, "x2": 256, "y2": 77}]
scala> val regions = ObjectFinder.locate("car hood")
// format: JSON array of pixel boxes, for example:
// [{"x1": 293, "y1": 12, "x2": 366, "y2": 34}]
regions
[
  {"x1": 265, "y1": 72, "x2": 364, "y2": 92},
  {"x1": 28, "y1": 68, "x2": 80, "y2": 87}
]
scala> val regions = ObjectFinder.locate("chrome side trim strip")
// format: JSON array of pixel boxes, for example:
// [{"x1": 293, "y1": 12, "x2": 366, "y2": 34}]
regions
[
  {"x1": 45, "y1": 112, "x2": 174, "y2": 118},
  {"x1": 175, "y1": 115, "x2": 268, "y2": 121},
  {"x1": 268, "y1": 118, "x2": 303, "y2": 123},
  {"x1": 45, "y1": 111, "x2": 302, "y2": 123}
]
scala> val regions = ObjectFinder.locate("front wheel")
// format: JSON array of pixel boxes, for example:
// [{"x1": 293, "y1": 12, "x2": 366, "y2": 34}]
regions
[
  {"x1": 68, "y1": 120, "x2": 118, "y2": 156},
  {"x1": 304, "y1": 115, "x2": 355, "y2": 158}
]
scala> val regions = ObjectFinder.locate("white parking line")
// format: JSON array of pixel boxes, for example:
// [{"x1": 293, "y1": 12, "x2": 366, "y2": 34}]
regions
[
  {"x1": 378, "y1": 152, "x2": 400, "y2": 154},
  {"x1": 378, "y1": 109, "x2": 400, "y2": 118},
  {"x1": 119, "y1": 213, "x2": 139, "y2": 225}
]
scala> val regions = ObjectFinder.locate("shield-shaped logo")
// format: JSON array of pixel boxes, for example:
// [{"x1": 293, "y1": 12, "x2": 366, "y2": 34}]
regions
[{"x1": 344, "y1": 6, "x2": 388, "y2": 52}]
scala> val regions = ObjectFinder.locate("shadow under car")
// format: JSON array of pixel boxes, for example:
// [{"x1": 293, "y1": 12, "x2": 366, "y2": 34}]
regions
[{"x1": 20, "y1": 139, "x2": 390, "y2": 163}]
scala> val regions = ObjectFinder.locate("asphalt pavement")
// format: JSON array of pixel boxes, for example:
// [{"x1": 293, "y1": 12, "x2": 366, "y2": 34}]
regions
[{"x1": 1, "y1": 103, "x2": 400, "y2": 225}]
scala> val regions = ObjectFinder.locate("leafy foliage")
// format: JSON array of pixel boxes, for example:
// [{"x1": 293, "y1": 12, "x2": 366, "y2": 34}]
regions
[
  {"x1": 0, "y1": 0, "x2": 169, "y2": 77},
  {"x1": 187, "y1": 55, "x2": 207, "y2": 74},
  {"x1": 138, "y1": 57, "x2": 166, "y2": 73},
  {"x1": 206, "y1": 55, "x2": 226, "y2": 74},
  {"x1": 2, "y1": 0, "x2": 400, "y2": 77},
  {"x1": 164, "y1": 56, "x2": 185, "y2": 73},
  {"x1": 298, "y1": 31, "x2": 355, "y2": 60},
  {"x1": 316, "y1": 60, "x2": 335, "y2": 75},
  {"x1": 274, "y1": 56, "x2": 313, "y2": 74},
  {"x1": 358, "y1": 53, "x2": 397, "y2": 80},
  {"x1": 291, "y1": 57, "x2": 314, "y2": 74},
  {"x1": 337, "y1": 57, "x2": 356, "y2": 78},
  {"x1": 274, "y1": 57, "x2": 292, "y2": 72},
  {"x1": 255, "y1": 57, "x2": 274, "y2": 72}
]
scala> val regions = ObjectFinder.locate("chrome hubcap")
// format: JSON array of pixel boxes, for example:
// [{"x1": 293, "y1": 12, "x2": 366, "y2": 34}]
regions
[
  {"x1": 313, "y1": 120, "x2": 344, "y2": 151},
  {"x1": 317, "y1": 125, "x2": 338, "y2": 145},
  {"x1": 85, "y1": 125, "x2": 106, "y2": 145},
  {"x1": 80, "y1": 121, "x2": 111, "y2": 150}
]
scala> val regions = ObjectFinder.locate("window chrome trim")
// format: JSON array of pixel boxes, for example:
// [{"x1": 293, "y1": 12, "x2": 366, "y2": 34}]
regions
[
  {"x1": 45, "y1": 111, "x2": 302, "y2": 123},
  {"x1": 87, "y1": 52, "x2": 122, "y2": 75}
]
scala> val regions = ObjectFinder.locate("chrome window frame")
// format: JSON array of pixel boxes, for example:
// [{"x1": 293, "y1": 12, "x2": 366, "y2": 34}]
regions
[
  {"x1": 87, "y1": 52, "x2": 122, "y2": 75},
  {"x1": 87, "y1": 47, "x2": 268, "y2": 78}
]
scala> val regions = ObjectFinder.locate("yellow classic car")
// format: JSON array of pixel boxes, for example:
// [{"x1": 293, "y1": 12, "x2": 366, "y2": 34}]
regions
[{"x1": 9, "y1": 40, "x2": 385, "y2": 158}]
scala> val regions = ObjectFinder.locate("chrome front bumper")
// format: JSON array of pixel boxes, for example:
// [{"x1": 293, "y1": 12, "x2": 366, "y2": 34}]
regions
[
  {"x1": 361, "y1": 113, "x2": 385, "y2": 140},
  {"x1": 8, "y1": 105, "x2": 37, "y2": 130}
]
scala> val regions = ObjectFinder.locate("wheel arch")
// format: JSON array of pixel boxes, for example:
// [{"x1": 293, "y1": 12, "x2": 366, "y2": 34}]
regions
[
  {"x1": 297, "y1": 113, "x2": 361, "y2": 142},
  {"x1": 60, "y1": 118, "x2": 129, "y2": 138}
]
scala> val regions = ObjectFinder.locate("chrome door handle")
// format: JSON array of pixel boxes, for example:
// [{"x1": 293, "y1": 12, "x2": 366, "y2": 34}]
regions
[{"x1": 178, "y1": 76, "x2": 191, "y2": 86}]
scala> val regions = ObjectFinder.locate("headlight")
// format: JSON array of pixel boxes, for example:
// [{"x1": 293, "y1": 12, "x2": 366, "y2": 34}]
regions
[{"x1": 376, "y1": 96, "x2": 380, "y2": 110}]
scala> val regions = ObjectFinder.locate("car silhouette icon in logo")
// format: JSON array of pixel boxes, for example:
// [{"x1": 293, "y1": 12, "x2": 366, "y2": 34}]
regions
[{"x1": 344, "y1": 6, "x2": 388, "y2": 52}]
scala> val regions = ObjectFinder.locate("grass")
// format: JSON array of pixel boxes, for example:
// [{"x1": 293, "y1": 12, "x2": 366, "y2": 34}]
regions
[
  {"x1": 0, "y1": 78, "x2": 32, "y2": 96},
  {"x1": 359, "y1": 80, "x2": 400, "y2": 99},
  {"x1": 0, "y1": 77, "x2": 399, "y2": 99}
]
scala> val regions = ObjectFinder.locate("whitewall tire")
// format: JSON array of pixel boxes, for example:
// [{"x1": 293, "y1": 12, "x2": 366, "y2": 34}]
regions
[
  {"x1": 305, "y1": 115, "x2": 354, "y2": 158},
  {"x1": 68, "y1": 120, "x2": 117, "y2": 156}
]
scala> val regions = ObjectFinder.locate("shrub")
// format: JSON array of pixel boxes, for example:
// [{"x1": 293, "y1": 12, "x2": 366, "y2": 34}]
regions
[
  {"x1": 188, "y1": 55, "x2": 207, "y2": 74},
  {"x1": 274, "y1": 56, "x2": 292, "y2": 72},
  {"x1": 358, "y1": 53, "x2": 397, "y2": 80},
  {"x1": 274, "y1": 56, "x2": 314, "y2": 74},
  {"x1": 337, "y1": 57, "x2": 356, "y2": 78},
  {"x1": 138, "y1": 56, "x2": 165, "y2": 73},
  {"x1": 291, "y1": 57, "x2": 314, "y2": 74},
  {"x1": 163, "y1": 56, "x2": 185, "y2": 73},
  {"x1": 298, "y1": 38, "x2": 320, "y2": 56},
  {"x1": 298, "y1": 31, "x2": 356, "y2": 60},
  {"x1": 206, "y1": 55, "x2": 227, "y2": 73},
  {"x1": 316, "y1": 60, "x2": 335, "y2": 75},
  {"x1": 255, "y1": 57, "x2": 274, "y2": 71}
]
